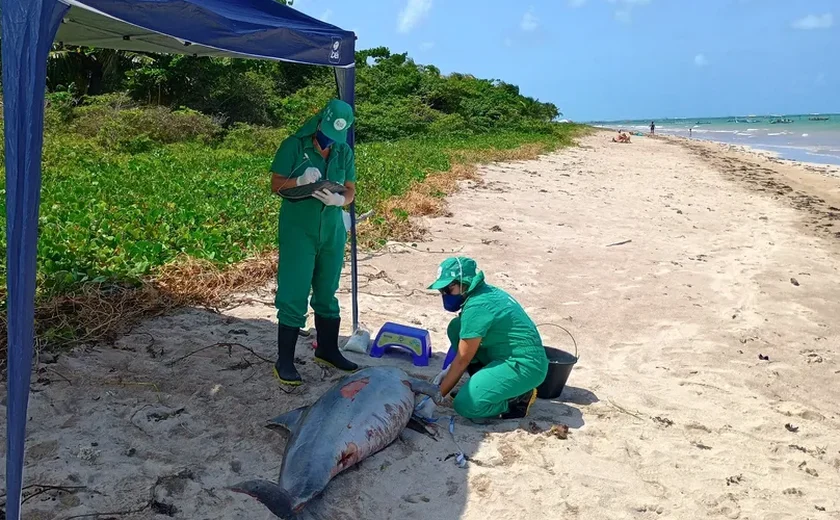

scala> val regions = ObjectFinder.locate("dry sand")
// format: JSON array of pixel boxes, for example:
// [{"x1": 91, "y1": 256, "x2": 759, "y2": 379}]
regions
[{"x1": 3, "y1": 130, "x2": 840, "y2": 519}]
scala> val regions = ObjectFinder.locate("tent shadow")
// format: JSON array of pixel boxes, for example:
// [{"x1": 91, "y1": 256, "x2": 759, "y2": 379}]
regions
[{"x1": 18, "y1": 305, "x2": 596, "y2": 520}]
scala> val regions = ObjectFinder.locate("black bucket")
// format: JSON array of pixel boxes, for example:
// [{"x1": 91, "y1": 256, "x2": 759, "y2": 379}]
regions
[{"x1": 536, "y1": 345, "x2": 578, "y2": 400}]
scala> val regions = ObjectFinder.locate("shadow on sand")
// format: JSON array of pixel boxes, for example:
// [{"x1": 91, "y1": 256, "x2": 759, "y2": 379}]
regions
[{"x1": 12, "y1": 306, "x2": 598, "y2": 520}]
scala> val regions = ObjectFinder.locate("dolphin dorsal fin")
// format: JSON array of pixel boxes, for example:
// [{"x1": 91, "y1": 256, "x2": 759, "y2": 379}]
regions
[{"x1": 266, "y1": 405, "x2": 308, "y2": 435}]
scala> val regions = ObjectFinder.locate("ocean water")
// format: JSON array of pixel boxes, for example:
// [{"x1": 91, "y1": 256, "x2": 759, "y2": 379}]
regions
[{"x1": 590, "y1": 114, "x2": 840, "y2": 166}]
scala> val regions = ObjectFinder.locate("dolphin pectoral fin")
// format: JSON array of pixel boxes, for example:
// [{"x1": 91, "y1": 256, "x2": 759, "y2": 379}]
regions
[
  {"x1": 406, "y1": 378, "x2": 438, "y2": 398},
  {"x1": 267, "y1": 405, "x2": 309, "y2": 435},
  {"x1": 407, "y1": 416, "x2": 439, "y2": 440},
  {"x1": 229, "y1": 479, "x2": 295, "y2": 518}
]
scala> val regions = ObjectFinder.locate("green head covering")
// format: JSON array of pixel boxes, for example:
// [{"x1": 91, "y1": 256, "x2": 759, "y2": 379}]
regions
[
  {"x1": 318, "y1": 98, "x2": 354, "y2": 144},
  {"x1": 428, "y1": 256, "x2": 484, "y2": 294}
]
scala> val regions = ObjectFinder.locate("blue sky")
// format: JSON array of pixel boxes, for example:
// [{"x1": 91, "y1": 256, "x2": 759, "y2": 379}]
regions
[{"x1": 290, "y1": 0, "x2": 837, "y2": 122}]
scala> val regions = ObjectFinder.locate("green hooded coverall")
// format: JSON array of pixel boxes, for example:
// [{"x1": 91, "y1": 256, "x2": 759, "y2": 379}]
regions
[
  {"x1": 269, "y1": 99, "x2": 358, "y2": 385},
  {"x1": 271, "y1": 114, "x2": 354, "y2": 327},
  {"x1": 431, "y1": 257, "x2": 549, "y2": 420}
]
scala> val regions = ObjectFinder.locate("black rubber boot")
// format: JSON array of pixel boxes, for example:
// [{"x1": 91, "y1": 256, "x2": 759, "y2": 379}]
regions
[
  {"x1": 273, "y1": 323, "x2": 302, "y2": 386},
  {"x1": 500, "y1": 388, "x2": 538, "y2": 420},
  {"x1": 313, "y1": 315, "x2": 359, "y2": 372}
]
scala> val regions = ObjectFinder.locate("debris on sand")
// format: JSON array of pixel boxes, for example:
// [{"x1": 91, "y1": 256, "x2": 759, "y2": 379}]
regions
[
  {"x1": 606, "y1": 239, "x2": 632, "y2": 247},
  {"x1": 726, "y1": 474, "x2": 743, "y2": 486},
  {"x1": 546, "y1": 424, "x2": 570, "y2": 440},
  {"x1": 790, "y1": 277, "x2": 800, "y2": 286},
  {"x1": 758, "y1": 353, "x2": 769, "y2": 361},
  {"x1": 785, "y1": 423, "x2": 800, "y2": 433},
  {"x1": 490, "y1": 225, "x2": 502, "y2": 232},
  {"x1": 523, "y1": 421, "x2": 569, "y2": 439},
  {"x1": 653, "y1": 416, "x2": 674, "y2": 427}
]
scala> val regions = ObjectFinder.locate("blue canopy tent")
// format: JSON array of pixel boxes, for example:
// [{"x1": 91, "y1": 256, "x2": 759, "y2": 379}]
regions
[{"x1": 1, "y1": 1, "x2": 359, "y2": 517}]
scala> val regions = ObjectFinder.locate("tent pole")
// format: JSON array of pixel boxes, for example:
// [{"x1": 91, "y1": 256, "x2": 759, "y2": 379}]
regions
[
  {"x1": 3, "y1": 1, "x2": 70, "y2": 518},
  {"x1": 334, "y1": 66, "x2": 359, "y2": 332}
]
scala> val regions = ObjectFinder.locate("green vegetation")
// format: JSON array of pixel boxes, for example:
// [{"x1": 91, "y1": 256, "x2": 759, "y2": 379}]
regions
[{"x1": 0, "y1": 44, "x2": 587, "y2": 343}]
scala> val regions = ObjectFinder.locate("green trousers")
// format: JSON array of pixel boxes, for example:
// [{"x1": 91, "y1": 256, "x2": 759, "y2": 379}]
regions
[
  {"x1": 447, "y1": 317, "x2": 547, "y2": 419},
  {"x1": 275, "y1": 199, "x2": 345, "y2": 329}
]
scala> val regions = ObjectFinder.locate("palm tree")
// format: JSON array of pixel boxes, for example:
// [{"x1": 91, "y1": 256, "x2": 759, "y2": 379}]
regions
[{"x1": 47, "y1": 45, "x2": 156, "y2": 95}]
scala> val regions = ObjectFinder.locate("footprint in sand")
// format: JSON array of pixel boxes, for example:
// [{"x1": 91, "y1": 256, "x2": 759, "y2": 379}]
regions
[
  {"x1": 496, "y1": 441, "x2": 521, "y2": 466},
  {"x1": 704, "y1": 493, "x2": 741, "y2": 519},
  {"x1": 633, "y1": 504, "x2": 664, "y2": 515},
  {"x1": 470, "y1": 473, "x2": 492, "y2": 498},
  {"x1": 445, "y1": 477, "x2": 460, "y2": 497}
]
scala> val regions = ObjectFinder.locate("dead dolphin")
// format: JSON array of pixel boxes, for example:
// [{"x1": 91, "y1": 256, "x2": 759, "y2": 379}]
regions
[{"x1": 230, "y1": 365, "x2": 439, "y2": 518}]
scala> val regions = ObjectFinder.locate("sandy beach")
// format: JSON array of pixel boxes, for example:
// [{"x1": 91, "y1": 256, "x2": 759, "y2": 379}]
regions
[{"x1": 4, "y1": 129, "x2": 840, "y2": 519}]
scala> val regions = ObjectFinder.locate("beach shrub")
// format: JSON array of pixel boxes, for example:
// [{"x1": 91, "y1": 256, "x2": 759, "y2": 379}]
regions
[{"x1": 0, "y1": 43, "x2": 579, "y2": 346}]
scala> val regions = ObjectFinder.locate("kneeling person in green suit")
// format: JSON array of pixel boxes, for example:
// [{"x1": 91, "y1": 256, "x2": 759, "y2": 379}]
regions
[
  {"x1": 269, "y1": 98, "x2": 359, "y2": 385},
  {"x1": 428, "y1": 257, "x2": 548, "y2": 420}
]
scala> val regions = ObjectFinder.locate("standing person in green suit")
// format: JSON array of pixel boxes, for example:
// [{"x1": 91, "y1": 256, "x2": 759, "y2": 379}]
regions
[{"x1": 269, "y1": 98, "x2": 359, "y2": 386}]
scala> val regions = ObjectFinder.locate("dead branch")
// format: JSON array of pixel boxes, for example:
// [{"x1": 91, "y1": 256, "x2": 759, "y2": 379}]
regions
[{"x1": 164, "y1": 342, "x2": 272, "y2": 366}]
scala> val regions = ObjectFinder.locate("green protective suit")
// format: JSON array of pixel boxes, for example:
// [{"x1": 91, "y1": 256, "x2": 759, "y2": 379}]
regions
[
  {"x1": 445, "y1": 272, "x2": 549, "y2": 419},
  {"x1": 270, "y1": 115, "x2": 356, "y2": 329}
]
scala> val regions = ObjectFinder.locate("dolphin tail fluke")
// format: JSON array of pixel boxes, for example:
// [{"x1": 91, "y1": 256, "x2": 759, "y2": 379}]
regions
[{"x1": 230, "y1": 479, "x2": 296, "y2": 518}]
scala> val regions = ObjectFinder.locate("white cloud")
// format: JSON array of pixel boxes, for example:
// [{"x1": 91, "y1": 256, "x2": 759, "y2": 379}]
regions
[
  {"x1": 568, "y1": 0, "x2": 588, "y2": 7},
  {"x1": 614, "y1": 9, "x2": 631, "y2": 23},
  {"x1": 521, "y1": 7, "x2": 539, "y2": 32},
  {"x1": 694, "y1": 53, "x2": 708, "y2": 67},
  {"x1": 320, "y1": 9, "x2": 333, "y2": 22},
  {"x1": 607, "y1": 0, "x2": 651, "y2": 23},
  {"x1": 420, "y1": 41, "x2": 435, "y2": 50},
  {"x1": 792, "y1": 13, "x2": 834, "y2": 30},
  {"x1": 397, "y1": 0, "x2": 433, "y2": 34}
]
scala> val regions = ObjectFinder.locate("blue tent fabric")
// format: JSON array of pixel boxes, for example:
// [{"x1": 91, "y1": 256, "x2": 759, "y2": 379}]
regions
[
  {"x1": 2, "y1": 1, "x2": 72, "y2": 517},
  {"x1": 55, "y1": 0, "x2": 356, "y2": 66},
  {"x1": 2, "y1": 1, "x2": 356, "y2": 518}
]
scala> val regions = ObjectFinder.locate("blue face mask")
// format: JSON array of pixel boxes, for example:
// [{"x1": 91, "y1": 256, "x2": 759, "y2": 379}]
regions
[
  {"x1": 315, "y1": 130, "x2": 334, "y2": 150},
  {"x1": 442, "y1": 293, "x2": 466, "y2": 312}
]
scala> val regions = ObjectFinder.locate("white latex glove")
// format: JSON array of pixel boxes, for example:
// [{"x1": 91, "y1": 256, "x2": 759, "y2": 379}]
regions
[
  {"x1": 296, "y1": 167, "x2": 322, "y2": 186},
  {"x1": 312, "y1": 188, "x2": 345, "y2": 207},
  {"x1": 414, "y1": 395, "x2": 437, "y2": 419},
  {"x1": 342, "y1": 210, "x2": 352, "y2": 232},
  {"x1": 432, "y1": 367, "x2": 449, "y2": 386}
]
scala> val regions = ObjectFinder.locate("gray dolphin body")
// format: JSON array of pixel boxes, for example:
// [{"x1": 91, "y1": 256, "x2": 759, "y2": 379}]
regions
[{"x1": 231, "y1": 366, "x2": 439, "y2": 518}]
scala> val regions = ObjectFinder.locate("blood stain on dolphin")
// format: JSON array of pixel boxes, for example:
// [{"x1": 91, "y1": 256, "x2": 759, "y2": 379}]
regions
[{"x1": 340, "y1": 378, "x2": 370, "y2": 399}]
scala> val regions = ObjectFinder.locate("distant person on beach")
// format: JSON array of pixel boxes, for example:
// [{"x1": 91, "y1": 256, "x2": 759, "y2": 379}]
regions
[
  {"x1": 689, "y1": 128, "x2": 692, "y2": 137},
  {"x1": 650, "y1": 121, "x2": 655, "y2": 135},
  {"x1": 613, "y1": 130, "x2": 631, "y2": 143}
]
